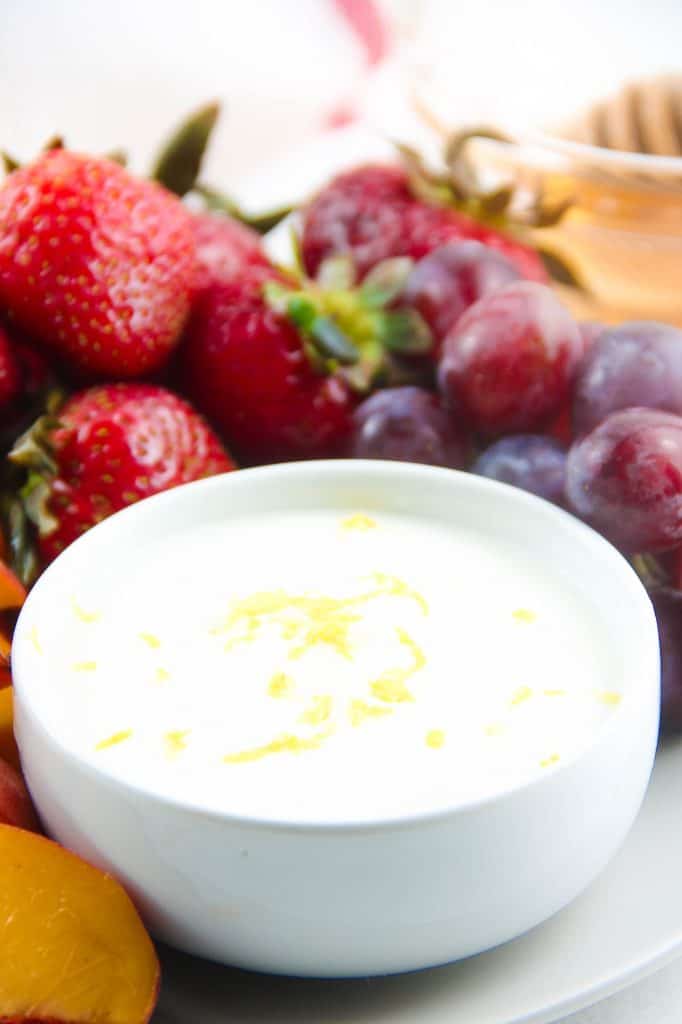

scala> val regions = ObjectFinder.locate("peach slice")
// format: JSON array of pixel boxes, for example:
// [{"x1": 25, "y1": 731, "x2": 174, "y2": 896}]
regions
[
  {"x1": 0, "y1": 823, "x2": 160, "y2": 1023},
  {"x1": 0, "y1": 561, "x2": 26, "y2": 612},
  {"x1": 0, "y1": 618, "x2": 13, "y2": 691},
  {"x1": 0, "y1": 687, "x2": 19, "y2": 771}
]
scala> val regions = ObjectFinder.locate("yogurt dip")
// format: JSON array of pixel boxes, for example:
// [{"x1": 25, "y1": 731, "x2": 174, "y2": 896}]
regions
[{"x1": 23, "y1": 506, "x2": 621, "y2": 823}]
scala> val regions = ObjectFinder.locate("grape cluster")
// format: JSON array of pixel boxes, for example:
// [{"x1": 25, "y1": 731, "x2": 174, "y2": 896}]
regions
[{"x1": 343, "y1": 242, "x2": 682, "y2": 732}]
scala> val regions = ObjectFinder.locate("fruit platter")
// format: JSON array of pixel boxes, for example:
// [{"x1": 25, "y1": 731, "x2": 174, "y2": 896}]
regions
[{"x1": 1, "y1": 103, "x2": 682, "y2": 1024}]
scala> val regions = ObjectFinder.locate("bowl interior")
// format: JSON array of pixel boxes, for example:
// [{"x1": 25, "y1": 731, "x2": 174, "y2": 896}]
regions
[{"x1": 12, "y1": 460, "x2": 659, "y2": 826}]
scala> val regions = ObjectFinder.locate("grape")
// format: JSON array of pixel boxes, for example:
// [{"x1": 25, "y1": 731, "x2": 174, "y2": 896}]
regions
[
  {"x1": 402, "y1": 241, "x2": 521, "y2": 354},
  {"x1": 347, "y1": 386, "x2": 468, "y2": 468},
  {"x1": 437, "y1": 282, "x2": 583, "y2": 435},
  {"x1": 573, "y1": 321, "x2": 682, "y2": 436},
  {"x1": 650, "y1": 588, "x2": 682, "y2": 733},
  {"x1": 472, "y1": 435, "x2": 567, "y2": 505},
  {"x1": 565, "y1": 407, "x2": 682, "y2": 552},
  {"x1": 577, "y1": 320, "x2": 605, "y2": 354}
]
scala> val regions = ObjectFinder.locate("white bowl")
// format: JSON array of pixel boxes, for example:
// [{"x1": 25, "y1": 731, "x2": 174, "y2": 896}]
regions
[{"x1": 11, "y1": 461, "x2": 659, "y2": 977}]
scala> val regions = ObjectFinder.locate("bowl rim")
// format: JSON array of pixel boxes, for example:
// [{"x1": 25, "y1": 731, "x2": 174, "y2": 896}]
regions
[{"x1": 11, "y1": 459, "x2": 661, "y2": 832}]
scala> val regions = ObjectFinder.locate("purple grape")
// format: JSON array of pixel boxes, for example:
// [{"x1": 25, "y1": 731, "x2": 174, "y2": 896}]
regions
[
  {"x1": 573, "y1": 321, "x2": 682, "y2": 436},
  {"x1": 650, "y1": 588, "x2": 682, "y2": 733},
  {"x1": 565, "y1": 407, "x2": 682, "y2": 552},
  {"x1": 347, "y1": 386, "x2": 468, "y2": 468},
  {"x1": 402, "y1": 241, "x2": 521, "y2": 354},
  {"x1": 437, "y1": 282, "x2": 583, "y2": 436},
  {"x1": 472, "y1": 435, "x2": 567, "y2": 505},
  {"x1": 577, "y1": 320, "x2": 605, "y2": 353}
]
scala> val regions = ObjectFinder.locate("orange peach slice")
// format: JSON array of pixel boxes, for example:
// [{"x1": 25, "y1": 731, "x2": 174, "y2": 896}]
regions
[
  {"x1": 0, "y1": 823, "x2": 160, "y2": 1023},
  {"x1": 0, "y1": 561, "x2": 26, "y2": 612},
  {"x1": 0, "y1": 688, "x2": 18, "y2": 773}
]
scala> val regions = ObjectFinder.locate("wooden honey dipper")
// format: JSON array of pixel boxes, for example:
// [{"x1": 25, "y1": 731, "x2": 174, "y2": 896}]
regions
[{"x1": 558, "y1": 74, "x2": 682, "y2": 157}]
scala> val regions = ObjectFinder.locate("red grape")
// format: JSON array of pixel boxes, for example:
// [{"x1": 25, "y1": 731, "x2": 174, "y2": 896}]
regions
[
  {"x1": 573, "y1": 321, "x2": 682, "y2": 436},
  {"x1": 402, "y1": 241, "x2": 521, "y2": 356},
  {"x1": 577, "y1": 320, "x2": 605, "y2": 353},
  {"x1": 650, "y1": 588, "x2": 682, "y2": 733},
  {"x1": 472, "y1": 435, "x2": 567, "y2": 505},
  {"x1": 565, "y1": 407, "x2": 682, "y2": 552},
  {"x1": 347, "y1": 386, "x2": 468, "y2": 468},
  {"x1": 437, "y1": 282, "x2": 582, "y2": 435}
]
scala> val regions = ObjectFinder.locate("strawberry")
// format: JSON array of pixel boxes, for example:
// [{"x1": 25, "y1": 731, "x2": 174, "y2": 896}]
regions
[
  {"x1": 191, "y1": 211, "x2": 269, "y2": 293},
  {"x1": 0, "y1": 150, "x2": 196, "y2": 378},
  {"x1": 300, "y1": 164, "x2": 548, "y2": 283},
  {"x1": 11, "y1": 383, "x2": 234, "y2": 565},
  {"x1": 180, "y1": 266, "x2": 356, "y2": 464}
]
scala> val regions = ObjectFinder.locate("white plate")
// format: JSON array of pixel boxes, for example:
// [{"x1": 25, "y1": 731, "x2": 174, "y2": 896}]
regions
[{"x1": 153, "y1": 735, "x2": 682, "y2": 1023}]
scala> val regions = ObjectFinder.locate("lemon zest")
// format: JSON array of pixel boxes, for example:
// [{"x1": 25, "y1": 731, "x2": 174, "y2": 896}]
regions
[
  {"x1": 267, "y1": 672, "x2": 295, "y2": 698},
  {"x1": 510, "y1": 685, "x2": 533, "y2": 706},
  {"x1": 164, "y1": 730, "x2": 189, "y2": 756},
  {"x1": 369, "y1": 627, "x2": 425, "y2": 704},
  {"x1": 596, "y1": 690, "x2": 622, "y2": 706},
  {"x1": 213, "y1": 574, "x2": 427, "y2": 663},
  {"x1": 71, "y1": 597, "x2": 101, "y2": 623},
  {"x1": 139, "y1": 632, "x2": 161, "y2": 649},
  {"x1": 348, "y1": 699, "x2": 393, "y2": 727},
  {"x1": 223, "y1": 728, "x2": 333, "y2": 764},
  {"x1": 299, "y1": 695, "x2": 333, "y2": 725},
  {"x1": 96, "y1": 729, "x2": 132, "y2": 751},
  {"x1": 30, "y1": 626, "x2": 43, "y2": 655},
  {"x1": 340, "y1": 513, "x2": 377, "y2": 532}
]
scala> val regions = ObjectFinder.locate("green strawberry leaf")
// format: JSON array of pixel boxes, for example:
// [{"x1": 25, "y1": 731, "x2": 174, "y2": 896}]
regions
[
  {"x1": 151, "y1": 101, "x2": 220, "y2": 197},
  {"x1": 360, "y1": 258, "x2": 413, "y2": 308},
  {"x1": 316, "y1": 256, "x2": 356, "y2": 291},
  {"x1": 287, "y1": 295, "x2": 318, "y2": 333},
  {"x1": 194, "y1": 183, "x2": 293, "y2": 234},
  {"x1": 538, "y1": 247, "x2": 589, "y2": 291},
  {"x1": 310, "y1": 317, "x2": 359, "y2": 365},
  {"x1": 0, "y1": 493, "x2": 39, "y2": 587},
  {"x1": 42, "y1": 135, "x2": 64, "y2": 152},
  {"x1": 379, "y1": 310, "x2": 434, "y2": 355},
  {"x1": 1, "y1": 152, "x2": 20, "y2": 174},
  {"x1": 106, "y1": 149, "x2": 128, "y2": 167}
]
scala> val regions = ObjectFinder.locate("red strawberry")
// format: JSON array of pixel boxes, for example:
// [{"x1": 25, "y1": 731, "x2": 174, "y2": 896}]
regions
[
  {"x1": 301, "y1": 164, "x2": 547, "y2": 283},
  {"x1": 191, "y1": 211, "x2": 269, "y2": 292},
  {"x1": 0, "y1": 325, "x2": 56, "y2": 454},
  {"x1": 0, "y1": 151, "x2": 196, "y2": 378},
  {"x1": 180, "y1": 266, "x2": 356, "y2": 464},
  {"x1": 12, "y1": 383, "x2": 234, "y2": 565}
]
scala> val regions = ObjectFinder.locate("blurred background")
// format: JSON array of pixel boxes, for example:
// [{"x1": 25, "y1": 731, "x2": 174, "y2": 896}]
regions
[
  {"x1": 4, "y1": 0, "x2": 682, "y2": 208},
  {"x1": 7, "y1": 0, "x2": 682, "y2": 324}
]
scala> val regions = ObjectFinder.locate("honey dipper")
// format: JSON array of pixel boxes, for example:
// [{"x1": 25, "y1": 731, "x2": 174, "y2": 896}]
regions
[{"x1": 559, "y1": 74, "x2": 682, "y2": 157}]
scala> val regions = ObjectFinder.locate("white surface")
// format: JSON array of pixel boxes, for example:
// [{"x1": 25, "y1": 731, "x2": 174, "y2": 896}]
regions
[
  {"x1": 0, "y1": 0, "x2": 369, "y2": 183},
  {"x1": 12, "y1": 462, "x2": 659, "y2": 977},
  {"x1": 406, "y1": 0, "x2": 682, "y2": 135}
]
